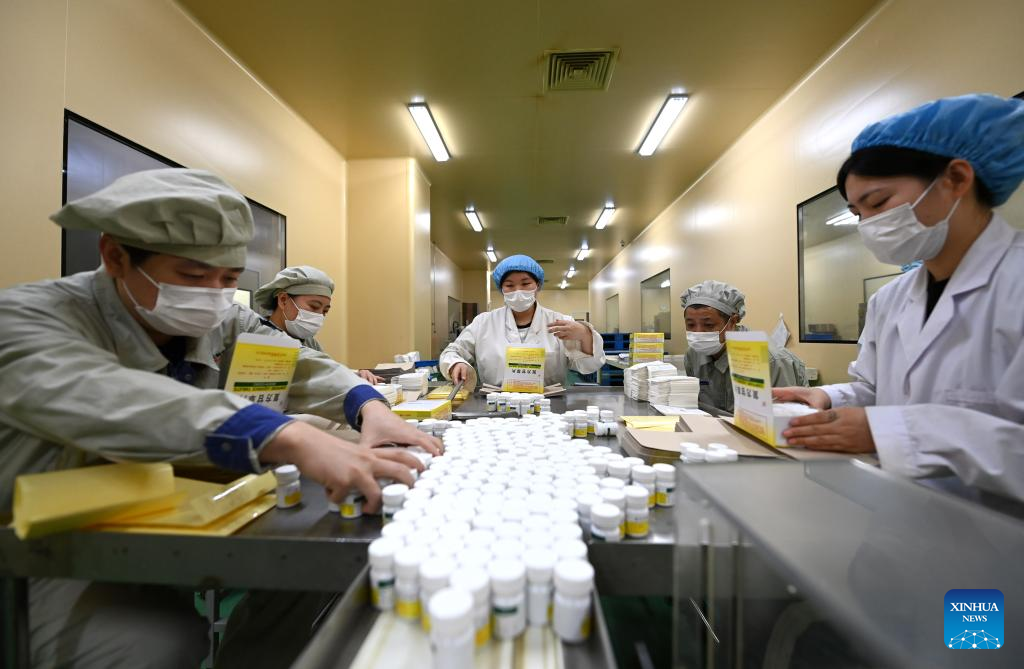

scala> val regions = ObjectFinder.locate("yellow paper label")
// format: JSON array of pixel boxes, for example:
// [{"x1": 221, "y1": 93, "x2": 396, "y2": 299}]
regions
[
  {"x1": 223, "y1": 334, "x2": 300, "y2": 411},
  {"x1": 421, "y1": 612, "x2": 431, "y2": 632},
  {"x1": 581, "y1": 615, "x2": 592, "y2": 639},
  {"x1": 284, "y1": 490, "x2": 302, "y2": 506},
  {"x1": 627, "y1": 519, "x2": 649, "y2": 536},
  {"x1": 574, "y1": 426, "x2": 588, "y2": 438},
  {"x1": 725, "y1": 333, "x2": 776, "y2": 446},
  {"x1": 647, "y1": 493, "x2": 656, "y2": 508},
  {"x1": 656, "y1": 491, "x2": 668, "y2": 505},
  {"x1": 503, "y1": 346, "x2": 546, "y2": 393},
  {"x1": 396, "y1": 598, "x2": 420, "y2": 619},
  {"x1": 475, "y1": 623, "x2": 491, "y2": 646},
  {"x1": 341, "y1": 504, "x2": 356, "y2": 517},
  {"x1": 371, "y1": 587, "x2": 380, "y2": 606}
]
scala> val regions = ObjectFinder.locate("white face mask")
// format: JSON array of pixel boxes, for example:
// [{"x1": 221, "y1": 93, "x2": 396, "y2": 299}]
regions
[
  {"x1": 124, "y1": 267, "x2": 236, "y2": 338},
  {"x1": 284, "y1": 296, "x2": 325, "y2": 339},
  {"x1": 686, "y1": 317, "x2": 733, "y2": 356},
  {"x1": 687, "y1": 331, "x2": 725, "y2": 356},
  {"x1": 503, "y1": 289, "x2": 537, "y2": 313},
  {"x1": 857, "y1": 179, "x2": 961, "y2": 266}
]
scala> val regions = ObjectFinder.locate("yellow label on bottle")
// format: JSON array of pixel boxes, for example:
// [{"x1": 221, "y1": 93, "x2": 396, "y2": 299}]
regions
[
  {"x1": 475, "y1": 623, "x2": 491, "y2": 647},
  {"x1": 574, "y1": 426, "x2": 588, "y2": 438},
  {"x1": 396, "y1": 598, "x2": 420, "y2": 619},
  {"x1": 341, "y1": 504, "x2": 356, "y2": 517},
  {"x1": 371, "y1": 587, "x2": 380, "y2": 606},
  {"x1": 656, "y1": 491, "x2": 668, "y2": 505},
  {"x1": 626, "y1": 519, "x2": 649, "y2": 536},
  {"x1": 647, "y1": 493, "x2": 656, "y2": 508},
  {"x1": 284, "y1": 490, "x2": 302, "y2": 506},
  {"x1": 581, "y1": 615, "x2": 592, "y2": 639},
  {"x1": 421, "y1": 612, "x2": 431, "y2": 632},
  {"x1": 548, "y1": 603, "x2": 554, "y2": 622},
  {"x1": 587, "y1": 424, "x2": 595, "y2": 435}
]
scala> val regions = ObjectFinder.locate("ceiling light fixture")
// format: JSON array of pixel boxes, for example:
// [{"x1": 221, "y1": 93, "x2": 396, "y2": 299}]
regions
[
  {"x1": 576, "y1": 243, "x2": 590, "y2": 261},
  {"x1": 637, "y1": 93, "x2": 690, "y2": 157},
  {"x1": 559, "y1": 280, "x2": 568, "y2": 290},
  {"x1": 485, "y1": 246, "x2": 497, "y2": 263},
  {"x1": 407, "y1": 101, "x2": 451, "y2": 162},
  {"x1": 464, "y1": 207, "x2": 483, "y2": 232},
  {"x1": 594, "y1": 204, "x2": 616, "y2": 230},
  {"x1": 825, "y1": 210, "x2": 859, "y2": 226},
  {"x1": 566, "y1": 266, "x2": 577, "y2": 279}
]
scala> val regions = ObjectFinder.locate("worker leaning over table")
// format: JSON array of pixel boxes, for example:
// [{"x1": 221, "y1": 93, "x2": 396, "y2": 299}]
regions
[
  {"x1": 681, "y1": 279, "x2": 807, "y2": 413},
  {"x1": 774, "y1": 94, "x2": 1024, "y2": 505},
  {"x1": 440, "y1": 254, "x2": 606, "y2": 388},
  {"x1": 252, "y1": 265, "x2": 384, "y2": 383},
  {"x1": 0, "y1": 168, "x2": 440, "y2": 669}
]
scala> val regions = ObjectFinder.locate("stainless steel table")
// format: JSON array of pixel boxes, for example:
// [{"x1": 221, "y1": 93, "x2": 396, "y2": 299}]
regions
[{"x1": 0, "y1": 388, "x2": 673, "y2": 668}]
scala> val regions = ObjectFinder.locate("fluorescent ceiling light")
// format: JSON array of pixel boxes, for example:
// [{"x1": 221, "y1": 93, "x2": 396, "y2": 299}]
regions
[
  {"x1": 637, "y1": 94, "x2": 689, "y2": 157},
  {"x1": 595, "y1": 205, "x2": 616, "y2": 230},
  {"x1": 825, "y1": 210, "x2": 859, "y2": 226},
  {"x1": 660, "y1": 279, "x2": 671, "y2": 288},
  {"x1": 485, "y1": 246, "x2": 497, "y2": 263},
  {"x1": 464, "y1": 208, "x2": 483, "y2": 232},
  {"x1": 566, "y1": 266, "x2": 577, "y2": 279},
  {"x1": 576, "y1": 243, "x2": 590, "y2": 261},
  {"x1": 559, "y1": 280, "x2": 568, "y2": 289},
  {"x1": 407, "y1": 102, "x2": 451, "y2": 162}
]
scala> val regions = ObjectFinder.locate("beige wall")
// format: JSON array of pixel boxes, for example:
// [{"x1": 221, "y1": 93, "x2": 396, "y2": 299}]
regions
[
  {"x1": 461, "y1": 270, "x2": 490, "y2": 312},
  {"x1": 0, "y1": 0, "x2": 350, "y2": 357},
  {"x1": 590, "y1": 0, "x2": 1024, "y2": 384},
  {"x1": 347, "y1": 158, "x2": 432, "y2": 367},
  {"x1": 431, "y1": 244, "x2": 464, "y2": 357},
  {"x1": 541, "y1": 290, "x2": 592, "y2": 320}
]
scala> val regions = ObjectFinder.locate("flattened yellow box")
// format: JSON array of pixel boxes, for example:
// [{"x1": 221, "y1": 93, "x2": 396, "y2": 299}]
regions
[
  {"x1": 629, "y1": 342, "x2": 665, "y2": 353},
  {"x1": 631, "y1": 332, "x2": 665, "y2": 343},
  {"x1": 392, "y1": 399, "x2": 452, "y2": 420}
]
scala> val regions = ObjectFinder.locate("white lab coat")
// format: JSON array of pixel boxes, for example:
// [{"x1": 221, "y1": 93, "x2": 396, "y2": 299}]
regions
[
  {"x1": 820, "y1": 213, "x2": 1024, "y2": 502},
  {"x1": 440, "y1": 304, "x2": 605, "y2": 388}
]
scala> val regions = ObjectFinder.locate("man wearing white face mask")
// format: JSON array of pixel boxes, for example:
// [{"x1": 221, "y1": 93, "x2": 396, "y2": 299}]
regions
[
  {"x1": 775, "y1": 94, "x2": 1024, "y2": 507},
  {"x1": 0, "y1": 168, "x2": 440, "y2": 668},
  {"x1": 681, "y1": 279, "x2": 807, "y2": 413},
  {"x1": 253, "y1": 266, "x2": 383, "y2": 384},
  {"x1": 440, "y1": 254, "x2": 605, "y2": 388}
]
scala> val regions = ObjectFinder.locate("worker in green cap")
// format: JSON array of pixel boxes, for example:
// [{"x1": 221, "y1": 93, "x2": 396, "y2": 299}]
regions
[
  {"x1": 253, "y1": 266, "x2": 383, "y2": 383},
  {"x1": 0, "y1": 168, "x2": 440, "y2": 668}
]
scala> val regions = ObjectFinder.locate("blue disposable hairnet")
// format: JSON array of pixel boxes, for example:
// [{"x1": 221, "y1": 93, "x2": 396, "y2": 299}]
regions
[
  {"x1": 852, "y1": 94, "x2": 1024, "y2": 206},
  {"x1": 492, "y1": 255, "x2": 545, "y2": 289}
]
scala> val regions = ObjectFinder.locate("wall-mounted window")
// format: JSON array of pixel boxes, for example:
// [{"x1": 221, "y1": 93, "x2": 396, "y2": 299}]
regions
[
  {"x1": 605, "y1": 294, "x2": 620, "y2": 333},
  {"x1": 640, "y1": 269, "x2": 671, "y2": 338},
  {"x1": 797, "y1": 187, "x2": 903, "y2": 343},
  {"x1": 62, "y1": 111, "x2": 286, "y2": 306}
]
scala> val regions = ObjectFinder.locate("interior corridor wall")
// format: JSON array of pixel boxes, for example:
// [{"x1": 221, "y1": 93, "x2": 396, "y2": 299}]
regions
[
  {"x1": 588, "y1": 0, "x2": 1024, "y2": 384},
  {"x1": 431, "y1": 245, "x2": 464, "y2": 358},
  {"x1": 0, "y1": 0, "x2": 350, "y2": 358}
]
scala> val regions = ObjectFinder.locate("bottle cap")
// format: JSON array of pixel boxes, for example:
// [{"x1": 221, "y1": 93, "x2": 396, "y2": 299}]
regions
[
  {"x1": 419, "y1": 557, "x2": 455, "y2": 591},
  {"x1": 552, "y1": 523, "x2": 583, "y2": 542},
  {"x1": 428, "y1": 588, "x2": 474, "y2": 635},
  {"x1": 523, "y1": 549, "x2": 557, "y2": 582},
  {"x1": 599, "y1": 477, "x2": 626, "y2": 491},
  {"x1": 394, "y1": 546, "x2": 428, "y2": 579},
  {"x1": 600, "y1": 488, "x2": 626, "y2": 509},
  {"x1": 273, "y1": 465, "x2": 299, "y2": 484},
  {"x1": 554, "y1": 539, "x2": 588, "y2": 561},
  {"x1": 450, "y1": 566, "x2": 490, "y2": 605},
  {"x1": 488, "y1": 558, "x2": 526, "y2": 594},
  {"x1": 631, "y1": 464, "x2": 656, "y2": 483},
  {"x1": 382, "y1": 483, "x2": 409, "y2": 506},
  {"x1": 652, "y1": 463, "x2": 676, "y2": 482},
  {"x1": 624, "y1": 485, "x2": 650, "y2": 508},
  {"x1": 368, "y1": 537, "x2": 399, "y2": 570},
  {"x1": 380, "y1": 522, "x2": 412, "y2": 544},
  {"x1": 590, "y1": 502, "x2": 622, "y2": 527},
  {"x1": 492, "y1": 538, "x2": 524, "y2": 560},
  {"x1": 458, "y1": 546, "x2": 492, "y2": 570},
  {"x1": 554, "y1": 559, "x2": 594, "y2": 597}
]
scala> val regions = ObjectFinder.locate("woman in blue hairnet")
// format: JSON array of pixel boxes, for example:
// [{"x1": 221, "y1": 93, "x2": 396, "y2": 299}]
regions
[
  {"x1": 774, "y1": 94, "x2": 1024, "y2": 505},
  {"x1": 440, "y1": 255, "x2": 606, "y2": 388}
]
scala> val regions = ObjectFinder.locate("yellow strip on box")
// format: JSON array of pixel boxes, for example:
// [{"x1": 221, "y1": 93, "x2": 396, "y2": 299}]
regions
[
  {"x1": 629, "y1": 342, "x2": 665, "y2": 353},
  {"x1": 392, "y1": 399, "x2": 452, "y2": 420},
  {"x1": 631, "y1": 332, "x2": 665, "y2": 343}
]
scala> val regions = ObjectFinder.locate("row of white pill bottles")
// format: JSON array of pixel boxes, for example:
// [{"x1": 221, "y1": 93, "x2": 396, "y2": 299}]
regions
[{"x1": 486, "y1": 392, "x2": 550, "y2": 416}]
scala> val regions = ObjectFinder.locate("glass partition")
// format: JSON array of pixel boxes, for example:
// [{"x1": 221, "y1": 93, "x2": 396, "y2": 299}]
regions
[
  {"x1": 640, "y1": 269, "x2": 671, "y2": 338},
  {"x1": 797, "y1": 187, "x2": 902, "y2": 343}
]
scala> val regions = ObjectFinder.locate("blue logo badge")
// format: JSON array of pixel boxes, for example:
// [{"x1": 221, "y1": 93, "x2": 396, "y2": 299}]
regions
[{"x1": 945, "y1": 589, "x2": 1003, "y2": 649}]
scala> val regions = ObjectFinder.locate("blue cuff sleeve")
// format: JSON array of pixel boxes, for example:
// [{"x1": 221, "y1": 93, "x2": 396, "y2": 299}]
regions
[
  {"x1": 343, "y1": 385, "x2": 387, "y2": 430},
  {"x1": 205, "y1": 404, "x2": 293, "y2": 472}
]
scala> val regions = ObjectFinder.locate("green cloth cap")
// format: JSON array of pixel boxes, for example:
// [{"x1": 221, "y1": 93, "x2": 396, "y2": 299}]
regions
[
  {"x1": 253, "y1": 266, "x2": 335, "y2": 315},
  {"x1": 51, "y1": 168, "x2": 254, "y2": 267},
  {"x1": 680, "y1": 279, "x2": 746, "y2": 320}
]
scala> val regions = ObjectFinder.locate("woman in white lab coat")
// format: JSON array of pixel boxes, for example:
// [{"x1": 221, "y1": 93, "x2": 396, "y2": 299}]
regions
[
  {"x1": 775, "y1": 94, "x2": 1024, "y2": 504},
  {"x1": 441, "y1": 254, "x2": 605, "y2": 387}
]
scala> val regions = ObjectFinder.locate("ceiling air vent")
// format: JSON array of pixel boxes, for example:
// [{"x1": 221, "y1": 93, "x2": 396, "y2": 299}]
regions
[
  {"x1": 537, "y1": 216, "x2": 568, "y2": 226},
  {"x1": 536, "y1": 259, "x2": 554, "y2": 265},
  {"x1": 543, "y1": 49, "x2": 618, "y2": 92}
]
